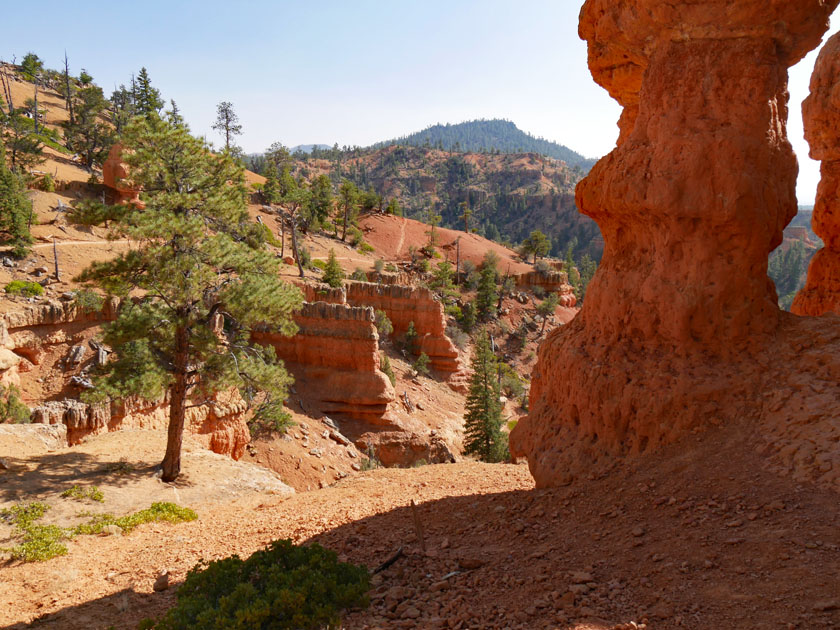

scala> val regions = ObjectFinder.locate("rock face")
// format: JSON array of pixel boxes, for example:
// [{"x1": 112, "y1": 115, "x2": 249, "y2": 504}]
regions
[
  {"x1": 793, "y1": 32, "x2": 840, "y2": 316},
  {"x1": 510, "y1": 0, "x2": 840, "y2": 488},
  {"x1": 102, "y1": 144, "x2": 141, "y2": 205},
  {"x1": 345, "y1": 282, "x2": 467, "y2": 385},
  {"x1": 513, "y1": 270, "x2": 577, "y2": 307},
  {"x1": 253, "y1": 301, "x2": 396, "y2": 423},
  {"x1": 1, "y1": 298, "x2": 249, "y2": 459}
]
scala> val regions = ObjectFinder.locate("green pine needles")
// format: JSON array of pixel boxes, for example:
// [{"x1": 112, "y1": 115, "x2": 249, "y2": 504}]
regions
[
  {"x1": 75, "y1": 115, "x2": 303, "y2": 481},
  {"x1": 140, "y1": 540, "x2": 369, "y2": 630},
  {"x1": 0, "y1": 144, "x2": 34, "y2": 258},
  {"x1": 463, "y1": 328, "x2": 508, "y2": 463}
]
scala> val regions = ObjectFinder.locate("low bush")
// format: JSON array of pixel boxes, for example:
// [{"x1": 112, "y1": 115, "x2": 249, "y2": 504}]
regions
[
  {"x1": 413, "y1": 352, "x2": 431, "y2": 376},
  {"x1": 140, "y1": 539, "x2": 369, "y2": 630},
  {"x1": 4, "y1": 280, "x2": 44, "y2": 297},
  {"x1": 72, "y1": 288, "x2": 104, "y2": 313},
  {"x1": 0, "y1": 384, "x2": 31, "y2": 423},
  {"x1": 61, "y1": 485, "x2": 104, "y2": 503},
  {"x1": 380, "y1": 352, "x2": 395, "y2": 386}
]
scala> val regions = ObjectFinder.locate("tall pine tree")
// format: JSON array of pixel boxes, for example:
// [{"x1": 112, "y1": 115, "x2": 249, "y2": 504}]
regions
[
  {"x1": 0, "y1": 144, "x2": 34, "y2": 257},
  {"x1": 463, "y1": 328, "x2": 507, "y2": 462},
  {"x1": 76, "y1": 115, "x2": 303, "y2": 481}
]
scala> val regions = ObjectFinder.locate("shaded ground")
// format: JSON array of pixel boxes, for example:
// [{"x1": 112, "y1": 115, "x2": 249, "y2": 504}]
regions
[{"x1": 2, "y1": 419, "x2": 838, "y2": 629}]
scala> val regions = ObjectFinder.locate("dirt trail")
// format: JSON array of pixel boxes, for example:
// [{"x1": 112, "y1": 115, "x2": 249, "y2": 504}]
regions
[
  {"x1": 2, "y1": 420, "x2": 839, "y2": 630},
  {"x1": 396, "y1": 216, "x2": 407, "y2": 257}
]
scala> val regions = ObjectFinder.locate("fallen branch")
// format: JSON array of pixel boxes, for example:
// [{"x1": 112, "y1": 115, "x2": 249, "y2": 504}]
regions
[{"x1": 373, "y1": 546, "x2": 404, "y2": 574}]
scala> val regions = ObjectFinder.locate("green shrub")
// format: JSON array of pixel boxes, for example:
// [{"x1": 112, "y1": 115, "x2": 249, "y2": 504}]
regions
[
  {"x1": 385, "y1": 263, "x2": 398, "y2": 273},
  {"x1": 380, "y1": 352, "x2": 395, "y2": 386},
  {"x1": 351, "y1": 268, "x2": 368, "y2": 282},
  {"x1": 141, "y1": 540, "x2": 369, "y2": 630},
  {"x1": 358, "y1": 242, "x2": 375, "y2": 254},
  {"x1": 312, "y1": 259, "x2": 327, "y2": 271},
  {"x1": 374, "y1": 259, "x2": 385, "y2": 274},
  {"x1": 61, "y1": 485, "x2": 104, "y2": 503},
  {"x1": 374, "y1": 310, "x2": 393, "y2": 338},
  {"x1": 413, "y1": 352, "x2": 430, "y2": 376},
  {"x1": 298, "y1": 247, "x2": 313, "y2": 270},
  {"x1": 0, "y1": 384, "x2": 31, "y2": 423},
  {"x1": 72, "y1": 502, "x2": 196, "y2": 535},
  {"x1": 4, "y1": 280, "x2": 44, "y2": 297},
  {"x1": 402, "y1": 321, "x2": 419, "y2": 354},
  {"x1": 39, "y1": 173, "x2": 55, "y2": 192},
  {"x1": 0, "y1": 501, "x2": 197, "y2": 562},
  {"x1": 322, "y1": 249, "x2": 345, "y2": 288},
  {"x1": 73, "y1": 288, "x2": 104, "y2": 313}
]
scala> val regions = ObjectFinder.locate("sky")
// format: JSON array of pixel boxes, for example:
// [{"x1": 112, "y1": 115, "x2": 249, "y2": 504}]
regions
[{"x1": 1, "y1": 0, "x2": 837, "y2": 204}]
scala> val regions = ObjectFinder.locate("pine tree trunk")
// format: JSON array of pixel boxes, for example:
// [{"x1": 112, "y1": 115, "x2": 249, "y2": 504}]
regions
[
  {"x1": 280, "y1": 219, "x2": 286, "y2": 258},
  {"x1": 341, "y1": 204, "x2": 349, "y2": 241},
  {"x1": 289, "y1": 216, "x2": 305, "y2": 278},
  {"x1": 161, "y1": 325, "x2": 189, "y2": 482},
  {"x1": 63, "y1": 54, "x2": 74, "y2": 125}
]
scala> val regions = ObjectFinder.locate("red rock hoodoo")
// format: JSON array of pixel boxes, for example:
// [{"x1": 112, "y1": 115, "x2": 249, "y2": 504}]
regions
[
  {"x1": 792, "y1": 32, "x2": 840, "y2": 316},
  {"x1": 102, "y1": 144, "x2": 141, "y2": 205},
  {"x1": 253, "y1": 301, "x2": 396, "y2": 423},
  {"x1": 510, "y1": 0, "x2": 840, "y2": 488},
  {"x1": 345, "y1": 282, "x2": 468, "y2": 387}
]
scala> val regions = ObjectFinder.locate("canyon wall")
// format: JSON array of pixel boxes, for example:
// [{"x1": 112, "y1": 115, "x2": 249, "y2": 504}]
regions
[
  {"x1": 344, "y1": 281, "x2": 467, "y2": 386},
  {"x1": 514, "y1": 270, "x2": 577, "y2": 307},
  {"x1": 253, "y1": 301, "x2": 396, "y2": 423},
  {"x1": 1, "y1": 297, "x2": 249, "y2": 459},
  {"x1": 510, "y1": 0, "x2": 840, "y2": 489},
  {"x1": 792, "y1": 32, "x2": 840, "y2": 316}
]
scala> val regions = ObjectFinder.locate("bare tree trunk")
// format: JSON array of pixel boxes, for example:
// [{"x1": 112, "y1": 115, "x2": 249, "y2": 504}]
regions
[
  {"x1": 63, "y1": 53, "x2": 74, "y2": 125},
  {"x1": 341, "y1": 203, "x2": 349, "y2": 241},
  {"x1": 289, "y1": 215, "x2": 305, "y2": 278},
  {"x1": 455, "y1": 239, "x2": 460, "y2": 285},
  {"x1": 161, "y1": 325, "x2": 189, "y2": 482},
  {"x1": 0, "y1": 66, "x2": 13, "y2": 115},
  {"x1": 279, "y1": 217, "x2": 286, "y2": 258},
  {"x1": 53, "y1": 238, "x2": 60, "y2": 280},
  {"x1": 33, "y1": 80, "x2": 39, "y2": 135}
]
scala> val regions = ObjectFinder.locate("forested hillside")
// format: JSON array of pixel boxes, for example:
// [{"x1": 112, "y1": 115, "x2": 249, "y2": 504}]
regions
[
  {"x1": 273, "y1": 144, "x2": 602, "y2": 259},
  {"x1": 375, "y1": 119, "x2": 595, "y2": 171}
]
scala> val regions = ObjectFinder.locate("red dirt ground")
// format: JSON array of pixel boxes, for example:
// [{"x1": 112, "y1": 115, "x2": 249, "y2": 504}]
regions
[{"x1": 3, "y1": 418, "x2": 839, "y2": 630}]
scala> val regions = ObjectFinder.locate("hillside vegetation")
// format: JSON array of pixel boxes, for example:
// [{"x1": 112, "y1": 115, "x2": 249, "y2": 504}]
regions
[{"x1": 375, "y1": 119, "x2": 596, "y2": 171}]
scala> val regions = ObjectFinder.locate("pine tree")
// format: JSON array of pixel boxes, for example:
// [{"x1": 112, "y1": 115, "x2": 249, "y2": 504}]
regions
[
  {"x1": 62, "y1": 85, "x2": 114, "y2": 168},
  {"x1": 463, "y1": 329, "x2": 507, "y2": 462},
  {"x1": 76, "y1": 115, "x2": 303, "y2": 482},
  {"x1": 322, "y1": 249, "x2": 345, "y2": 288},
  {"x1": 536, "y1": 292, "x2": 559, "y2": 334},
  {"x1": 212, "y1": 101, "x2": 242, "y2": 152},
  {"x1": 339, "y1": 180, "x2": 358, "y2": 242},
  {"x1": 2, "y1": 110, "x2": 44, "y2": 173},
  {"x1": 0, "y1": 144, "x2": 34, "y2": 257},
  {"x1": 475, "y1": 253, "x2": 499, "y2": 321},
  {"x1": 134, "y1": 68, "x2": 163, "y2": 118}
]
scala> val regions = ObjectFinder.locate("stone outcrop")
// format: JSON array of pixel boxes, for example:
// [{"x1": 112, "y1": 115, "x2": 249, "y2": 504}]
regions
[
  {"x1": 253, "y1": 301, "x2": 395, "y2": 423},
  {"x1": 294, "y1": 282, "x2": 347, "y2": 305},
  {"x1": 511, "y1": 0, "x2": 840, "y2": 489},
  {"x1": 345, "y1": 282, "x2": 467, "y2": 385},
  {"x1": 513, "y1": 269, "x2": 577, "y2": 307},
  {"x1": 102, "y1": 143, "x2": 141, "y2": 205},
  {"x1": 792, "y1": 32, "x2": 840, "y2": 316},
  {"x1": 30, "y1": 391, "x2": 250, "y2": 457},
  {"x1": 1, "y1": 297, "x2": 249, "y2": 459}
]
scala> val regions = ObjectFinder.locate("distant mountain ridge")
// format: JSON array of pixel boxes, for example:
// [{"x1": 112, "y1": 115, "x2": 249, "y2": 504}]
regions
[
  {"x1": 375, "y1": 119, "x2": 596, "y2": 170},
  {"x1": 291, "y1": 144, "x2": 331, "y2": 154}
]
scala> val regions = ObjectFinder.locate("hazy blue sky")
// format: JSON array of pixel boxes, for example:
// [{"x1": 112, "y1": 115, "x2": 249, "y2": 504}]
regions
[{"x1": 1, "y1": 0, "x2": 836, "y2": 204}]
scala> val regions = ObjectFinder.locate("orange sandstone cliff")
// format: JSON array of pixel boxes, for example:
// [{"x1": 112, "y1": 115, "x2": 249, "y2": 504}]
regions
[
  {"x1": 793, "y1": 32, "x2": 840, "y2": 316},
  {"x1": 510, "y1": 0, "x2": 840, "y2": 489}
]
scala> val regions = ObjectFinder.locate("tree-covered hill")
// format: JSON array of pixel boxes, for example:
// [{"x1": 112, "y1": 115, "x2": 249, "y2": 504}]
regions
[
  {"x1": 286, "y1": 144, "x2": 602, "y2": 259},
  {"x1": 375, "y1": 119, "x2": 596, "y2": 171}
]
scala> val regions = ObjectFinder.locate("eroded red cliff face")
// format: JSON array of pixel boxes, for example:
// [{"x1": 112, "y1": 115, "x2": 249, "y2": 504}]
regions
[
  {"x1": 345, "y1": 282, "x2": 468, "y2": 387},
  {"x1": 102, "y1": 144, "x2": 141, "y2": 206},
  {"x1": 510, "y1": 0, "x2": 840, "y2": 489},
  {"x1": 253, "y1": 301, "x2": 396, "y2": 423},
  {"x1": 793, "y1": 32, "x2": 840, "y2": 316}
]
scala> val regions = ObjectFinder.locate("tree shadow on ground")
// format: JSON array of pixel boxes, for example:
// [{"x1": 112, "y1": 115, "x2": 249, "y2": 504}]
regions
[{"x1": 0, "y1": 449, "x2": 195, "y2": 504}]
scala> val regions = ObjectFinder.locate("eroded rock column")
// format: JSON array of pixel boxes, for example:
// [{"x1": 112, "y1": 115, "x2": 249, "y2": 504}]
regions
[
  {"x1": 793, "y1": 32, "x2": 840, "y2": 316},
  {"x1": 510, "y1": 0, "x2": 839, "y2": 486}
]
